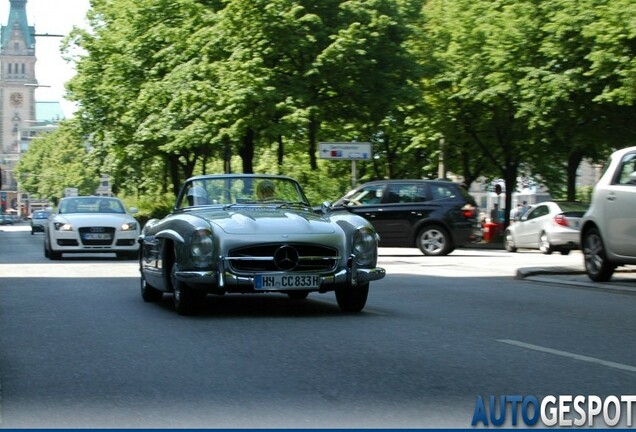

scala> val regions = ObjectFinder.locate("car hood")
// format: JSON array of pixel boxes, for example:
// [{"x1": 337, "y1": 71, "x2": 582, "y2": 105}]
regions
[
  {"x1": 197, "y1": 208, "x2": 336, "y2": 235},
  {"x1": 54, "y1": 213, "x2": 137, "y2": 226}
]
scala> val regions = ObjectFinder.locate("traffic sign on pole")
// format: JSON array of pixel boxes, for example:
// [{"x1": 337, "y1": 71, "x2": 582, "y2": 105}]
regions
[{"x1": 318, "y1": 142, "x2": 372, "y2": 160}]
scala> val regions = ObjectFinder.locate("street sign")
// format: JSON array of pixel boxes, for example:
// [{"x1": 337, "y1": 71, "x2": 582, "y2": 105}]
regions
[
  {"x1": 64, "y1": 187, "x2": 79, "y2": 197},
  {"x1": 318, "y1": 142, "x2": 372, "y2": 160}
]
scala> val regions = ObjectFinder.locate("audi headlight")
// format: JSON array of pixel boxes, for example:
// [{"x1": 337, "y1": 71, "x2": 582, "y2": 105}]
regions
[
  {"x1": 190, "y1": 229, "x2": 215, "y2": 267},
  {"x1": 54, "y1": 222, "x2": 73, "y2": 231},
  {"x1": 352, "y1": 226, "x2": 378, "y2": 267},
  {"x1": 121, "y1": 221, "x2": 138, "y2": 231}
]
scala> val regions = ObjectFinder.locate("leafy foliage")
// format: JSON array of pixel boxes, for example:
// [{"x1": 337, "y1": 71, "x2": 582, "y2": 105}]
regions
[{"x1": 17, "y1": 0, "x2": 635, "y2": 221}]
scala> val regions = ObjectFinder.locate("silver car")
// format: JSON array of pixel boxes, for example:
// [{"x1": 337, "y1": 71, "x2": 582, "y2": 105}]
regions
[
  {"x1": 139, "y1": 174, "x2": 386, "y2": 315},
  {"x1": 581, "y1": 146, "x2": 636, "y2": 281},
  {"x1": 504, "y1": 201, "x2": 589, "y2": 255},
  {"x1": 30, "y1": 210, "x2": 51, "y2": 234}
]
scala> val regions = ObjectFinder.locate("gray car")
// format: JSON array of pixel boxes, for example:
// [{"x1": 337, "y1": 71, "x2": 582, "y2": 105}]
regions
[
  {"x1": 139, "y1": 174, "x2": 386, "y2": 315},
  {"x1": 30, "y1": 210, "x2": 50, "y2": 234},
  {"x1": 0, "y1": 214, "x2": 14, "y2": 225},
  {"x1": 504, "y1": 201, "x2": 589, "y2": 255}
]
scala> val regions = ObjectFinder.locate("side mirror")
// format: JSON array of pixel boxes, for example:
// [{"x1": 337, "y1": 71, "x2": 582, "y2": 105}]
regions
[
  {"x1": 129, "y1": 207, "x2": 139, "y2": 215},
  {"x1": 321, "y1": 201, "x2": 332, "y2": 215},
  {"x1": 628, "y1": 171, "x2": 636, "y2": 185}
]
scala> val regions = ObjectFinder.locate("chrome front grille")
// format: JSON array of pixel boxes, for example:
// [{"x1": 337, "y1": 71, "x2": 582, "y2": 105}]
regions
[{"x1": 228, "y1": 244, "x2": 340, "y2": 273}]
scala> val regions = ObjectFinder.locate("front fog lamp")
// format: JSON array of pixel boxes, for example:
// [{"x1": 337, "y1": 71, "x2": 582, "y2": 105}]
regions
[
  {"x1": 191, "y1": 229, "x2": 215, "y2": 267},
  {"x1": 352, "y1": 226, "x2": 378, "y2": 266}
]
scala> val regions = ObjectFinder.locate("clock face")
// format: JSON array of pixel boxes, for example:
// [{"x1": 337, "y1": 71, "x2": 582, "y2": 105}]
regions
[{"x1": 10, "y1": 92, "x2": 23, "y2": 107}]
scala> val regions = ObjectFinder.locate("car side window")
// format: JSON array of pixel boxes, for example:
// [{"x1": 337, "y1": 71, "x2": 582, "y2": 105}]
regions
[
  {"x1": 614, "y1": 153, "x2": 636, "y2": 185},
  {"x1": 385, "y1": 183, "x2": 423, "y2": 204},
  {"x1": 349, "y1": 184, "x2": 385, "y2": 205},
  {"x1": 431, "y1": 184, "x2": 459, "y2": 201},
  {"x1": 526, "y1": 205, "x2": 548, "y2": 220}
]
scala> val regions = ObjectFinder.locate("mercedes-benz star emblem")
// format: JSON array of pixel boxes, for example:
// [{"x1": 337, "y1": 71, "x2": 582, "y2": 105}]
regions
[{"x1": 274, "y1": 245, "x2": 300, "y2": 271}]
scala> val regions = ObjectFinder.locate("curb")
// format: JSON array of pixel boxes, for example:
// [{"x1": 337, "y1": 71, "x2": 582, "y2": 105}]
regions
[
  {"x1": 516, "y1": 266, "x2": 636, "y2": 294},
  {"x1": 515, "y1": 266, "x2": 584, "y2": 279},
  {"x1": 462, "y1": 242, "x2": 504, "y2": 250}
]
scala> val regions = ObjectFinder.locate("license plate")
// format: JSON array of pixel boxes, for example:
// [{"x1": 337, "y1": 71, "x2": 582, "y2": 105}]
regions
[
  {"x1": 84, "y1": 233, "x2": 112, "y2": 240},
  {"x1": 255, "y1": 274, "x2": 320, "y2": 290}
]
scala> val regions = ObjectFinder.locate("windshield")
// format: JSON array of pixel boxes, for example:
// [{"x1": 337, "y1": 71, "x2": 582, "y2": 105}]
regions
[
  {"x1": 58, "y1": 197, "x2": 126, "y2": 214},
  {"x1": 177, "y1": 176, "x2": 310, "y2": 209}
]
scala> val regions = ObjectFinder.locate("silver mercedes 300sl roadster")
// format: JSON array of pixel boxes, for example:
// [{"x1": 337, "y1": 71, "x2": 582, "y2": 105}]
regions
[{"x1": 139, "y1": 174, "x2": 386, "y2": 315}]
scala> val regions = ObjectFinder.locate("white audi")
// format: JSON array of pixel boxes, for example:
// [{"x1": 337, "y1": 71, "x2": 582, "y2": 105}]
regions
[{"x1": 44, "y1": 196, "x2": 140, "y2": 260}]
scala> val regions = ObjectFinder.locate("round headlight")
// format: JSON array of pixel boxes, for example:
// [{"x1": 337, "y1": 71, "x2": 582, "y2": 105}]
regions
[
  {"x1": 190, "y1": 229, "x2": 215, "y2": 267},
  {"x1": 353, "y1": 226, "x2": 378, "y2": 266}
]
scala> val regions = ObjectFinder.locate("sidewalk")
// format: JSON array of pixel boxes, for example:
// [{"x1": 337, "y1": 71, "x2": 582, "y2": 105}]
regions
[{"x1": 464, "y1": 240, "x2": 636, "y2": 292}]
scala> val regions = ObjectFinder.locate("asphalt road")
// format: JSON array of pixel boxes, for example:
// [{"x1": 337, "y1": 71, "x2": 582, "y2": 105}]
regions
[{"x1": 1, "y1": 223, "x2": 635, "y2": 428}]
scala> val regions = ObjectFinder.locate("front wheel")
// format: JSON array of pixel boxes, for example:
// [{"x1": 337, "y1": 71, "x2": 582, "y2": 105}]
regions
[
  {"x1": 335, "y1": 283, "x2": 369, "y2": 313},
  {"x1": 45, "y1": 234, "x2": 62, "y2": 260},
  {"x1": 171, "y1": 263, "x2": 204, "y2": 315},
  {"x1": 582, "y1": 227, "x2": 615, "y2": 282},
  {"x1": 504, "y1": 230, "x2": 517, "y2": 252},
  {"x1": 141, "y1": 277, "x2": 163, "y2": 302},
  {"x1": 417, "y1": 226, "x2": 452, "y2": 256},
  {"x1": 538, "y1": 232, "x2": 554, "y2": 255}
]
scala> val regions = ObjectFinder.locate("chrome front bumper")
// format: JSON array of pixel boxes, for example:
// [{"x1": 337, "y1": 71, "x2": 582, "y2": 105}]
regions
[{"x1": 176, "y1": 256, "x2": 386, "y2": 292}]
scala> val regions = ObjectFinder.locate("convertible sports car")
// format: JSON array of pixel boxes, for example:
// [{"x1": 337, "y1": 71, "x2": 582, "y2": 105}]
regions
[
  {"x1": 139, "y1": 174, "x2": 386, "y2": 315},
  {"x1": 44, "y1": 196, "x2": 140, "y2": 260}
]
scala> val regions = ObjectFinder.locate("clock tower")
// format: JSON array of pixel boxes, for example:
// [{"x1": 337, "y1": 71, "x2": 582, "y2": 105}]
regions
[
  {"x1": 1, "y1": 0, "x2": 37, "y2": 153},
  {"x1": 0, "y1": 0, "x2": 37, "y2": 210}
]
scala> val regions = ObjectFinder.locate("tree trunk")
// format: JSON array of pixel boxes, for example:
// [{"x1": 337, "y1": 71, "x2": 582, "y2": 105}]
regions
[
  {"x1": 167, "y1": 153, "x2": 181, "y2": 197},
  {"x1": 566, "y1": 150, "x2": 583, "y2": 201},
  {"x1": 277, "y1": 135, "x2": 284, "y2": 173},
  {"x1": 308, "y1": 116, "x2": 318, "y2": 171},
  {"x1": 223, "y1": 136, "x2": 232, "y2": 174},
  {"x1": 239, "y1": 128, "x2": 255, "y2": 174}
]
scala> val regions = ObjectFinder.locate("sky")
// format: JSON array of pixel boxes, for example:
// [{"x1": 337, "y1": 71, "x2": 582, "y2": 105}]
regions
[{"x1": 1, "y1": 0, "x2": 91, "y2": 117}]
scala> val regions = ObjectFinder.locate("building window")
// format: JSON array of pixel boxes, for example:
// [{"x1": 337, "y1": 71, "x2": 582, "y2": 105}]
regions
[{"x1": 8, "y1": 63, "x2": 11, "y2": 74}]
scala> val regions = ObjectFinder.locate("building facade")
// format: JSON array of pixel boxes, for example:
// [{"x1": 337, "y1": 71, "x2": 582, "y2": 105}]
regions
[{"x1": 0, "y1": 0, "x2": 38, "y2": 213}]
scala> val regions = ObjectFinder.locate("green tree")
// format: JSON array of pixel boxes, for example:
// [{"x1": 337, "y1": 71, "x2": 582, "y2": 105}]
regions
[{"x1": 16, "y1": 120, "x2": 99, "y2": 203}]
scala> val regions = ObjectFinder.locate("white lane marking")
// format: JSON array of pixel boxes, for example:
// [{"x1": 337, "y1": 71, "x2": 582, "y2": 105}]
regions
[
  {"x1": 0, "y1": 263, "x2": 139, "y2": 278},
  {"x1": 498, "y1": 339, "x2": 636, "y2": 373}
]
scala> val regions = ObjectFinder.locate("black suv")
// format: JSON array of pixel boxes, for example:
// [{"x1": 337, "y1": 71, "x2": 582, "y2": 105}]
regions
[{"x1": 332, "y1": 179, "x2": 479, "y2": 256}]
